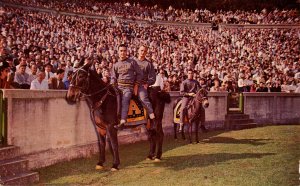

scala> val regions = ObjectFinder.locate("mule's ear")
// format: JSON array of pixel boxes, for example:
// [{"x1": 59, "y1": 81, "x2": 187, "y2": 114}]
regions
[{"x1": 74, "y1": 57, "x2": 85, "y2": 69}]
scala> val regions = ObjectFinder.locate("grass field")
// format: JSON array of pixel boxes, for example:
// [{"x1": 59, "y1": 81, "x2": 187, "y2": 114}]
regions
[{"x1": 36, "y1": 125, "x2": 300, "y2": 186}]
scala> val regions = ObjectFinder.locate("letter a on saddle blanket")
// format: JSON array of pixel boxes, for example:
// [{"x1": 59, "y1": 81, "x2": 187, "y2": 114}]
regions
[{"x1": 126, "y1": 97, "x2": 148, "y2": 126}]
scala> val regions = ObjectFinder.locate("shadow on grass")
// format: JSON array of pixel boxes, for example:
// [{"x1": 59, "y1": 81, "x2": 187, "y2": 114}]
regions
[
  {"x1": 37, "y1": 130, "x2": 275, "y2": 183},
  {"x1": 37, "y1": 131, "x2": 225, "y2": 183},
  {"x1": 202, "y1": 137, "x2": 272, "y2": 146},
  {"x1": 154, "y1": 152, "x2": 276, "y2": 171}
]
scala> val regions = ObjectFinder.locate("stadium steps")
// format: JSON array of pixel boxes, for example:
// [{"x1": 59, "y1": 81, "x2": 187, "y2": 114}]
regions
[
  {"x1": 225, "y1": 113, "x2": 258, "y2": 130},
  {"x1": 0, "y1": 146, "x2": 39, "y2": 185}
]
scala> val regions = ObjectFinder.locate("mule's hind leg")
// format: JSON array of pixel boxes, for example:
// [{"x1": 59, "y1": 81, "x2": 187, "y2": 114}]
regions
[
  {"x1": 147, "y1": 128, "x2": 156, "y2": 160},
  {"x1": 155, "y1": 121, "x2": 164, "y2": 160},
  {"x1": 181, "y1": 124, "x2": 186, "y2": 140},
  {"x1": 187, "y1": 123, "x2": 193, "y2": 144},
  {"x1": 107, "y1": 126, "x2": 120, "y2": 171},
  {"x1": 174, "y1": 123, "x2": 178, "y2": 140},
  {"x1": 194, "y1": 120, "x2": 200, "y2": 143}
]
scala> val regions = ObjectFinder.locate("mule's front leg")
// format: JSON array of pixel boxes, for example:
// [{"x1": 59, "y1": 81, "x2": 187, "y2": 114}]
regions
[
  {"x1": 96, "y1": 131, "x2": 106, "y2": 170},
  {"x1": 107, "y1": 126, "x2": 120, "y2": 171},
  {"x1": 174, "y1": 123, "x2": 178, "y2": 140}
]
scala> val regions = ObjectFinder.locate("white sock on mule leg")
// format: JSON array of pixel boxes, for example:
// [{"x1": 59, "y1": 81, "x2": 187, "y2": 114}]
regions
[{"x1": 179, "y1": 123, "x2": 183, "y2": 131}]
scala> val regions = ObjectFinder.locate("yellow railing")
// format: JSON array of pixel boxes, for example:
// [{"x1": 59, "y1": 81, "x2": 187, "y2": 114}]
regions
[{"x1": 0, "y1": 90, "x2": 7, "y2": 146}]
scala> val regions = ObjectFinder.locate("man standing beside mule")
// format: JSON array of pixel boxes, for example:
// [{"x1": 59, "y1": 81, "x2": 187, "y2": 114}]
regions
[
  {"x1": 111, "y1": 44, "x2": 143, "y2": 130},
  {"x1": 134, "y1": 45, "x2": 157, "y2": 130}
]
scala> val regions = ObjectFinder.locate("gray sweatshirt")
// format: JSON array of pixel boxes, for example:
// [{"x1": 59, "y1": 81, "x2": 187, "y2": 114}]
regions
[
  {"x1": 111, "y1": 57, "x2": 142, "y2": 86},
  {"x1": 180, "y1": 79, "x2": 201, "y2": 97},
  {"x1": 134, "y1": 57, "x2": 156, "y2": 86}
]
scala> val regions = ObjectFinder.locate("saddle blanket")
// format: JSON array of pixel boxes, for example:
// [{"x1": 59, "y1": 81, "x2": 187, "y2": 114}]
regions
[
  {"x1": 126, "y1": 97, "x2": 148, "y2": 126},
  {"x1": 173, "y1": 99, "x2": 182, "y2": 124}
]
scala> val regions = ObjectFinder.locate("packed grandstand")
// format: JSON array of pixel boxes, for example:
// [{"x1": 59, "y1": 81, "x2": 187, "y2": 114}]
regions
[{"x1": 0, "y1": 0, "x2": 299, "y2": 92}]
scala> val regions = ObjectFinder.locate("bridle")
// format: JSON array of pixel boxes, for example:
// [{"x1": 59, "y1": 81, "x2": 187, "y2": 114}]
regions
[
  {"x1": 191, "y1": 89, "x2": 208, "y2": 104},
  {"x1": 69, "y1": 67, "x2": 111, "y2": 98}
]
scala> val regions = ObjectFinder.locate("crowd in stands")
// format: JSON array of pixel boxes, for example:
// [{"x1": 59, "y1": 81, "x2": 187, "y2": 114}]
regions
[
  {"x1": 2, "y1": 0, "x2": 300, "y2": 24},
  {"x1": 0, "y1": 6, "x2": 299, "y2": 93}
]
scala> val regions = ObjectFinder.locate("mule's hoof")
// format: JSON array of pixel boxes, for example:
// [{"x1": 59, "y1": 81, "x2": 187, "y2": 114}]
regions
[
  {"x1": 154, "y1": 158, "x2": 161, "y2": 162},
  {"x1": 95, "y1": 165, "x2": 104, "y2": 170},
  {"x1": 111, "y1": 167, "x2": 119, "y2": 172}
]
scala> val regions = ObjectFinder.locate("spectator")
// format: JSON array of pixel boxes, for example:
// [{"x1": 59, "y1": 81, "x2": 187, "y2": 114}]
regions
[
  {"x1": 0, "y1": 61, "x2": 11, "y2": 89},
  {"x1": 44, "y1": 63, "x2": 55, "y2": 80},
  {"x1": 169, "y1": 74, "x2": 180, "y2": 91},
  {"x1": 64, "y1": 71, "x2": 73, "y2": 89},
  {"x1": 210, "y1": 79, "x2": 222, "y2": 92},
  {"x1": 49, "y1": 69, "x2": 66, "y2": 90},
  {"x1": 256, "y1": 82, "x2": 268, "y2": 92},
  {"x1": 151, "y1": 68, "x2": 165, "y2": 91},
  {"x1": 13, "y1": 64, "x2": 30, "y2": 89},
  {"x1": 271, "y1": 80, "x2": 281, "y2": 92},
  {"x1": 30, "y1": 71, "x2": 49, "y2": 90},
  {"x1": 28, "y1": 64, "x2": 38, "y2": 84}
]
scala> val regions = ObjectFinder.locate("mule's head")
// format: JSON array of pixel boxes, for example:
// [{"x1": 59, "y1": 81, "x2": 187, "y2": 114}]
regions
[
  {"x1": 195, "y1": 88, "x2": 209, "y2": 109},
  {"x1": 66, "y1": 62, "x2": 91, "y2": 104}
]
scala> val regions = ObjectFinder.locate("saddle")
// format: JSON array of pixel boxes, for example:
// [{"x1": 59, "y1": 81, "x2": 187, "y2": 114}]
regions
[{"x1": 173, "y1": 97, "x2": 200, "y2": 124}]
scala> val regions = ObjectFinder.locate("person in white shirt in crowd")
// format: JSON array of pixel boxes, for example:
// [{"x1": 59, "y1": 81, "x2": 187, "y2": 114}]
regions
[
  {"x1": 237, "y1": 73, "x2": 247, "y2": 92},
  {"x1": 151, "y1": 68, "x2": 166, "y2": 91},
  {"x1": 30, "y1": 71, "x2": 49, "y2": 90}
]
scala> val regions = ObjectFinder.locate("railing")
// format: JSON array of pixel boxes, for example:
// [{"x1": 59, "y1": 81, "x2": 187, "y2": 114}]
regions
[{"x1": 0, "y1": 90, "x2": 7, "y2": 146}]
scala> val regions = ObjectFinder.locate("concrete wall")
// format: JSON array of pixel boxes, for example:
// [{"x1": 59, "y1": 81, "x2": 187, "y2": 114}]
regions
[
  {"x1": 2, "y1": 90, "x2": 150, "y2": 169},
  {"x1": 243, "y1": 93, "x2": 300, "y2": 124},
  {"x1": 2, "y1": 90, "x2": 299, "y2": 169}
]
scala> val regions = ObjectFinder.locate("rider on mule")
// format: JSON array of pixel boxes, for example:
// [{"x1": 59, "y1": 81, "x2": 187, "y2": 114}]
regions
[
  {"x1": 179, "y1": 69, "x2": 201, "y2": 131},
  {"x1": 134, "y1": 45, "x2": 157, "y2": 130},
  {"x1": 111, "y1": 44, "x2": 143, "y2": 130}
]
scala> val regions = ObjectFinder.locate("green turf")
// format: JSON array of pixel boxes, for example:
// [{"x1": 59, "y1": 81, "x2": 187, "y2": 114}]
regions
[{"x1": 36, "y1": 125, "x2": 300, "y2": 186}]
